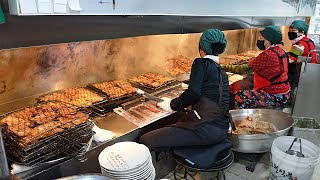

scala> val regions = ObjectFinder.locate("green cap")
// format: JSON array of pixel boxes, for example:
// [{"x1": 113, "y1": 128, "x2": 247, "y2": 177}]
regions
[
  {"x1": 290, "y1": 20, "x2": 308, "y2": 34},
  {"x1": 0, "y1": 4, "x2": 5, "y2": 24},
  {"x1": 260, "y1": 25, "x2": 283, "y2": 45},
  {"x1": 199, "y1": 29, "x2": 227, "y2": 55}
]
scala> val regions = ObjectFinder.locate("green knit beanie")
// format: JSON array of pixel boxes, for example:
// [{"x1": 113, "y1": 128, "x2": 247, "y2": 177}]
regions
[
  {"x1": 290, "y1": 20, "x2": 308, "y2": 34},
  {"x1": 260, "y1": 25, "x2": 283, "y2": 45},
  {"x1": 199, "y1": 29, "x2": 227, "y2": 55}
]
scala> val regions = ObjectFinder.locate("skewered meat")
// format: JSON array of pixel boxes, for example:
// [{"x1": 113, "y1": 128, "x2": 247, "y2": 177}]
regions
[
  {"x1": 63, "y1": 87, "x2": 104, "y2": 107},
  {"x1": 22, "y1": 121, "x2": 64, "y2": 145},
  {"x1": 143, "y1": 72, "x2": 173, "y2": 82},
  {"x1": 40, "y1": 93, "x2": 71, "y2": 103},
  {"x1": 0, "y1": 101, "x2": 89, "y2": 142},
  {"x1": 28, "y1": 121, "x2": 63, "y2": 139},
  {"x1": 58, "y1": 106, "x2": 78, "y2": 115},
  {"x1": 220, "y1": 50, "x2": 262, "y2": 74},
  {"x1": 29, "y1": 111, "x2": 57, "y2": 124},
  {"x1": 144, "y1": 104, "x2": 161, "y2": 113},
  {"x1": 4, "y1": 117, "x2": 32, "y2": 137},
  {"x1": 112, "y1": 80, "x2": 137, "y2": 94},
  {"x1": 95, "y1": 83, "x2": 127, "y2": 98},
  {"x1": 1, "y1": 101, "x2": 93, "y2": 165},
  {"x1": 161, "y1": 55, "x2": 193, "y2": 76},
  {"x1": 130, "y1": 75, "x2": 154, "y2": 85},
  {"x1": 238, "y1": 50, "x2": 261, "y2": 58},
  {"x1": 57, "y1": 112, "x2": 89, "y2": 128},
  {"x1": 130, "y1": 72, "x2": 174, "y2": 88},
  {"x1": 132, "y1": 106, "x2": 153, "y2": 116},
  {"x1": 40, "y1": 87, "x2": 104, "y2": 107},
  {"x1": 221, "y1": 50, "x2": 261, "y2": 65},
  {"x1": 92, "y1": 80, "x2": 137, "y2": 99}
]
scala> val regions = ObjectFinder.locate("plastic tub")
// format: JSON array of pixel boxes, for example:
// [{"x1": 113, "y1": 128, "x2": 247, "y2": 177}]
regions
[{"x1": 270, "y1": 136, "x2": 320, "y2": 180}]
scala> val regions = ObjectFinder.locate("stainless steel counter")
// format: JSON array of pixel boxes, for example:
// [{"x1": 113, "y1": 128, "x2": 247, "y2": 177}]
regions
[
  {"x1": 293, "y1": 63, "x2": 320, "y2": 124},
  {"x1": 10, "y1": 110, "x2": 180, "y2": 180},
  {"x1": 0, "y1": 94, "x2": 39, "y2": 114},
  {"x1": 93, "y1": 113, "x2": 138, "y2": 137}
]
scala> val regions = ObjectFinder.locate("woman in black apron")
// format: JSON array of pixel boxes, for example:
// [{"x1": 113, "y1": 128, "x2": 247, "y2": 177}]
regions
[{"x1": 139, "y1": 29, "x2": 230, "y2": 150}]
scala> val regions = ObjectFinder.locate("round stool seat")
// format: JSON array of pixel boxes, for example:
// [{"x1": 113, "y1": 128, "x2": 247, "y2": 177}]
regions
[
  {"x1": 174, "y1": 149, "x2": 234, "y2": 171},
  {"x1": 173, "y1": 149, "x2": 234, "y2": 180}
]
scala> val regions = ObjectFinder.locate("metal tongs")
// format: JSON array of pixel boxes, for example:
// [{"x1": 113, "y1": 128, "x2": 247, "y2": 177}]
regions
[
  {"x1": 226, "y1": 111, "x2": 236, "y2": 131},
  {"x1": 136, "y1": 89, "x2": 164, "y2": 102},
  {"x1": 286, "y1": 137, "x2": 305, "y2": 157}
]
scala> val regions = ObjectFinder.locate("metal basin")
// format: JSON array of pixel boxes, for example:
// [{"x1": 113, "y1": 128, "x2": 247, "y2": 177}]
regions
[{"x1": 229, "y1": 109, "x2": 294, "y2": 153}]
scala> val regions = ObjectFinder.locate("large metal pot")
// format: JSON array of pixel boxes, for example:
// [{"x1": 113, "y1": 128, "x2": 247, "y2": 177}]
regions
[{"x1": 229, "y1": 109, "x2": 294, "y2": 153}]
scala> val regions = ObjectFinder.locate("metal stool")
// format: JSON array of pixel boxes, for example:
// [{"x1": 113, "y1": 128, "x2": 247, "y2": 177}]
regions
[{"x1": 173, "y1": 149, "x2": 234, "y2": 180}]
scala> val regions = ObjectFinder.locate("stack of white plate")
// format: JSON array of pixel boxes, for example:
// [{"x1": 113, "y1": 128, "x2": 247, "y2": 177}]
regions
[{"x1": 98, "y1": 142, "x2": 155, "y2": 180}]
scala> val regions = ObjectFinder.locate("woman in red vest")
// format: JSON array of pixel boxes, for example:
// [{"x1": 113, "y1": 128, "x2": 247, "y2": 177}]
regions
[
  {"x1": 232, "y1": 26, "x2": 291, "y2": 109},
  {"x1": 287, "y1": 20, "x2": 318, "y2": 88},
  {"x1": 288, "y1": 20, "x2": 317, "y2": 64}
]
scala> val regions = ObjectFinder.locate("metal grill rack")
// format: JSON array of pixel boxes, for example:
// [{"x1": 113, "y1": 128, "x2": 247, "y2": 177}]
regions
[{"x1": 0, "y1": 101, "x2": 94, "y2": 166}]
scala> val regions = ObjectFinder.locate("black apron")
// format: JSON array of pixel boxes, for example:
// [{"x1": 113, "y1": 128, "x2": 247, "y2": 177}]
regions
[{"x1": 268, "y1": 48, "x2": 289, "y2": 85}]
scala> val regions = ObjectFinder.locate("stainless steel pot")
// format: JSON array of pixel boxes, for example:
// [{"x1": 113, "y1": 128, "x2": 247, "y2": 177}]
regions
[{"x1": 229, "y1": 109, "x2": 294, "y2": 153}]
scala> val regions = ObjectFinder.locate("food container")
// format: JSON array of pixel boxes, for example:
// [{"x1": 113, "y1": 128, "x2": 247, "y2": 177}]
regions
[
  {"x1": 293, "y1": 117, "x2": 320, "y2": 129},
  {"x1": 292, "y1": 117, "x2": 320, "y2": 148},
  {"x1": 229, "y1": 109, "x2": 294, "y2": 153}
]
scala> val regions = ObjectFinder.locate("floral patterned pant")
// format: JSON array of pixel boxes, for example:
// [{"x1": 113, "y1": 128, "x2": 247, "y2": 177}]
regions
[{"x1": 234, "y1": 90, "x2": 291, "y2": 109}]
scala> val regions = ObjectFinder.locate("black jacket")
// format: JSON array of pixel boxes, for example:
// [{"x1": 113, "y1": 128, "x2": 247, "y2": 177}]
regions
[{"x1": 170, "y1": 58, "x2": 230, "y2": 129}]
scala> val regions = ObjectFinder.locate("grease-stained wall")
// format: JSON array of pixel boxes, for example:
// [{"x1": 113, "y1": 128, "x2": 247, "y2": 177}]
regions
[{"x1": 0, "y1": 27, "x2": 290, "y2": 106}]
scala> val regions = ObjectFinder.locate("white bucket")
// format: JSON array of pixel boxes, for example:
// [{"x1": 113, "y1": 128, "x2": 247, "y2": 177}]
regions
[{"x1": 270, "y1": 136, "x2": 320, "y2": 180}]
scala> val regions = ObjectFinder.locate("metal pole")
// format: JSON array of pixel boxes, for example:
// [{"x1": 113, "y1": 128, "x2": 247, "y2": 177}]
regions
[{"x1": 0, "y1": 127, "x2": 10, "y2": 180}]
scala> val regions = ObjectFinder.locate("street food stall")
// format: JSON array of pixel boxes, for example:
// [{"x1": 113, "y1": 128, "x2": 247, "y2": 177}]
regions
[{"x1": 0, "y1": 0, "x2": 319, "y2": 179}]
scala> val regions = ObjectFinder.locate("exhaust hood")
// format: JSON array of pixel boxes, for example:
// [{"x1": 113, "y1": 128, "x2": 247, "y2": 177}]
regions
[
  {"x1": 8, "y1": 0, "x2": 316, "y2": 16},
  {"x1": 0, "y1": 0, "x2": 316, "y2": 49}
]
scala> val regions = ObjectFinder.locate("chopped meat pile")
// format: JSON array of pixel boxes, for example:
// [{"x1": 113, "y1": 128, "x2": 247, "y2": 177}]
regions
[{"x1": 232, "y1": 115, "x2": 277, "y2": 135}]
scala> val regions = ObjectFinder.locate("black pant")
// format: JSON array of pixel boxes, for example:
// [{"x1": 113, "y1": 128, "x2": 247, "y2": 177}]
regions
[
  {"x1": 288, "y1": 63, "x2": 302, "y2": 88},
  {"x1": 139, "y1": 123, "x2": 228, "y2": 150}
]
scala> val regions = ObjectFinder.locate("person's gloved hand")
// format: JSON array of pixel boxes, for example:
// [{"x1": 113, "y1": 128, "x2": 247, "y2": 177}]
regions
[{"x1": 157, "y1": 97, "x2": 173, "y2": 112}]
